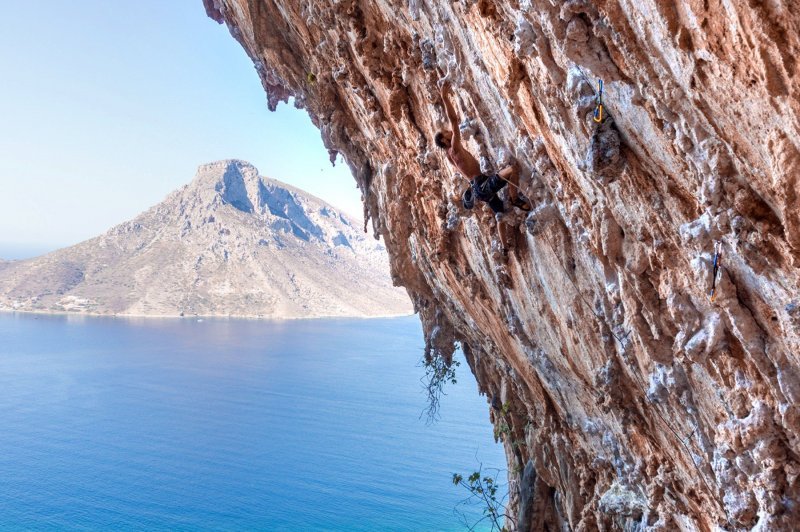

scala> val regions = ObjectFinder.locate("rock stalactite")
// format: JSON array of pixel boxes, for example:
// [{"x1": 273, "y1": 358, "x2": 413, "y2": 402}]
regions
[{"x1": 205, "y1": 1, "x2": 799, "y2": 529}]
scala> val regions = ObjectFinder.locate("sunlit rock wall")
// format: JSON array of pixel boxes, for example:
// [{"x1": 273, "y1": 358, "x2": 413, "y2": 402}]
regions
[{"x1": 204, "y1": 0, "x2": 800, "y2": 529}]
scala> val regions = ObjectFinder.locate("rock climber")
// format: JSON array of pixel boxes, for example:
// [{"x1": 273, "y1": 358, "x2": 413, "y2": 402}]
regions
[{"x1": 434, "y1": 80, "x2": 528, "y2": 255}]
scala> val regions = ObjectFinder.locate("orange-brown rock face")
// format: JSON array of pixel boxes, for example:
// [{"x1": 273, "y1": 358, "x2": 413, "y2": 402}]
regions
[{"x1": 204, "y1": 1, "x2": 799, "y2": 529}]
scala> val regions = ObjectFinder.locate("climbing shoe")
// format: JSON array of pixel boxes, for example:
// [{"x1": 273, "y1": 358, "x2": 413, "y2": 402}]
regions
[{"x1": 510, "y1": 196, "x2": 531, "y2": 211}]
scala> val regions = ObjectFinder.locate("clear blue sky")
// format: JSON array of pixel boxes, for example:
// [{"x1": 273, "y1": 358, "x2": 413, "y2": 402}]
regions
[{"x1": 0, "y1": 1, "x2": 361, "y2": 259}]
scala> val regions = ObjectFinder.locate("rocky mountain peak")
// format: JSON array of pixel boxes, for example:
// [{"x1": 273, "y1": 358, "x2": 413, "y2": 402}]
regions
[
  {"x1": 189, "y1": 159, "x2": 261, "y2": 213},
  {"x1": 215, "y1": 160, "x2": 257, "y2": 213},
  {"x1": 168, "y1": 160, "x2": 360, "y2": 249},
  {"x1": 0, "y1": 161, "x2": 410, "y2": 318}
]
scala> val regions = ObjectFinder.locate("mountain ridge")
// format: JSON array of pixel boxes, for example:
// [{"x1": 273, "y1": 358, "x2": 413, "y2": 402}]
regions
[{"x1": 0, "y1": 160, "x2": 411, "y2": 318}]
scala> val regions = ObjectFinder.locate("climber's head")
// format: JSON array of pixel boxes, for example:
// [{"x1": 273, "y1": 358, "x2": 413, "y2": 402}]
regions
[{"x1": 434, "y1": 130, "x2": 452, "y2": 149}]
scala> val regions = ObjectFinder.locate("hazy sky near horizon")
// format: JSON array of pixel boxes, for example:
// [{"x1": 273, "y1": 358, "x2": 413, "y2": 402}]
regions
[{"x1": 0, "y1": 2, "x2": 361, "y2": 258}]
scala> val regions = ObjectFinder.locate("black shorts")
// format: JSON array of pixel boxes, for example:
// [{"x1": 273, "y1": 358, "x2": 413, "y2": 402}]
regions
[{"x1": 471, "y1": 174, "x2": 507, "y2": 213}]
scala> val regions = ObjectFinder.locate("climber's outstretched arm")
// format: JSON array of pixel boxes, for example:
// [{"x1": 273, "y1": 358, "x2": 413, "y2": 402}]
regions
[{"x1": 440, "y1": 81, "x2": 462, "y2": 151}]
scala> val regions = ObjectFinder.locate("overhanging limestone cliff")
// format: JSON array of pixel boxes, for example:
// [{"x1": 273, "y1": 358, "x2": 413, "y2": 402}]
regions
[{"x1": 204, "y1": 1, "x2": 800, "y2": 529}]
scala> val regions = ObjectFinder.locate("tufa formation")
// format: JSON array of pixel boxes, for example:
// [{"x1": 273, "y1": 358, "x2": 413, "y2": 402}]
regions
[{"x1": 204, "y1": 1, "x2": 799, "y2": 530}]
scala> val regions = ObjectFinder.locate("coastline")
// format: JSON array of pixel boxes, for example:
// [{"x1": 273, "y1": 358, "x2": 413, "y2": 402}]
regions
[{"x1": 0, "y1": 307, "x2": 415, "y2": 321}]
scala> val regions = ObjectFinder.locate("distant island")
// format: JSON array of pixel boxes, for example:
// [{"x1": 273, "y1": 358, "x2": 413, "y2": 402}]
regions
[{"x1": 0, "y1": 160, "x2": 412, "y2": 319}]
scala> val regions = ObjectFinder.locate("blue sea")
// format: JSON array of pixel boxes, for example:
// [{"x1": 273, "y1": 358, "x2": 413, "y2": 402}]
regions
[{"x1": 0, "y1": 313, "x2": 505, "y2": 531}]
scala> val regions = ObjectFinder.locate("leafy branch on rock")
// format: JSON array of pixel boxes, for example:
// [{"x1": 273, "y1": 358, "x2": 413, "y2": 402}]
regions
[{"x1": 452, "y1": 464, "x2": 513, "y2": 531}]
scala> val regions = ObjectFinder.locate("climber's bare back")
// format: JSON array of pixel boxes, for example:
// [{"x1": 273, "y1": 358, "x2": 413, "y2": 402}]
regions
[{"x1": 446, "y1": 146, "x2": 481, "y2": 179}]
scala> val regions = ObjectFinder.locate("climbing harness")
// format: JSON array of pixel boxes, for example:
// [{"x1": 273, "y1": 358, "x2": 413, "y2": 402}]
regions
[
  {"x1": 452, "y1": 167, "x2": 527, "y2": 200},
  {"x1": 458, "y1": 173, "x2": 531, "y2": 212},
  {"x1": 709, "y1": 241, "x2": 722, "y2": 302},
  {"x1": 593, "y1": 79, "x2": 604, "y2": 123},
  {"x1": 462, "y1": 186, "x2": 475, "y2": 209}
]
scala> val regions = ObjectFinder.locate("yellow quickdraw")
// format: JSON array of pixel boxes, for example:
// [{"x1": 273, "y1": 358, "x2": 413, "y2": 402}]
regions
[{"x1": 593, "y1": 79, "x2": 604, "y2": 123}]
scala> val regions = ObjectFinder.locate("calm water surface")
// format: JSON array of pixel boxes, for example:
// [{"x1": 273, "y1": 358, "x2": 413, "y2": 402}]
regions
[{"x1": 0, "y1": 314, "x2": 505, "y2": 530}]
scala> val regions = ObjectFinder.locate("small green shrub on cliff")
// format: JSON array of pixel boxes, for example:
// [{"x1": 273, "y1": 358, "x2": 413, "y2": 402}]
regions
[
  {"x1": 452, "y1": 465, "x2": 512, "y2": 531},
  {"x1": 493, "y1": 401, "x2": 513, "y2": 439}
]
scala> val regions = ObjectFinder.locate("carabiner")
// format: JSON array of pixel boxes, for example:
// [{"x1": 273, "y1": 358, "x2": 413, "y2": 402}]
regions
[
  {"x1": 593, "y1": 104, "x2": 603, "y2": 123},
  {"x1": 593, "y1": 79, "x2": 604, "y2": 123}
]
